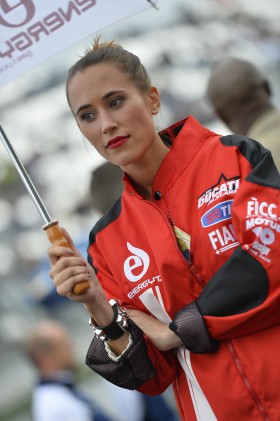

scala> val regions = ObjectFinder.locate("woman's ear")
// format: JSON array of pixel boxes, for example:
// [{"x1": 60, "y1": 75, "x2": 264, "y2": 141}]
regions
[{"x1": 148, "y1": 86, "x2": 160, "y2": 115}]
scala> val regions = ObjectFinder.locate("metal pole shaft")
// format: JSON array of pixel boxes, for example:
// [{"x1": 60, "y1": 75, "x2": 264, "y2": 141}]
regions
[{"x1": 0, "y1": 124, "x2": 53, "y2": 225}]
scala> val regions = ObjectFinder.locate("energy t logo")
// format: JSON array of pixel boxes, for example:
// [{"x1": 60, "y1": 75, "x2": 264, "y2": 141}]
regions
[{"x1": 124, "y1": 243, "x2": 150, "y2": 282}]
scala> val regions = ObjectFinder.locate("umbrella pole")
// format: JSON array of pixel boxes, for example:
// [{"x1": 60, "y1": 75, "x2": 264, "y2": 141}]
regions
[{"x1": 0, "y1": 124, "x2": 89, "y2": 295}]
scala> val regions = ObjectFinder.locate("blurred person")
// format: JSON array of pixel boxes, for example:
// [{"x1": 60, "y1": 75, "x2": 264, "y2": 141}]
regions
[
  {"x1": 89, "y1": 162, "x2": 124, "y2": 215},
  {"x1": 206, "y1": 56, "x2": 280, "y2": 169},
  {"x1": 48, "y1": 37, "x2": 280, "y2": 421},
  {"x1": 23, "y1": 319, "x2": 113, "y2": 421}
]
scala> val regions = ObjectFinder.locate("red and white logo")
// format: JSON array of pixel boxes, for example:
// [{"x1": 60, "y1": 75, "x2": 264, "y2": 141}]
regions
[{"x1": 124, "y1": 242, "x2": 150, "y2": 282}]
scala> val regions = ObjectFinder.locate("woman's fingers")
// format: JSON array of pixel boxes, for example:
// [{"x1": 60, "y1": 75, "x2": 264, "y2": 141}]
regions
[
  {"x1": 55, "y1": 269, "x2": 91, "y2": 298},
  {"x1": 60, "y1": 227, "x2": 78, "y2": 251},
  {"x1": 47, "y1": 245, "x2": 74, "y2": 266},
  {"x1": 49, "y1": 255, "x2": 87, "y2": 275},
  {"x1": 48, "y1": 253, "x2": 89, "y2": 294},
  {"x1": 49, "y1": 258, "x2": 88, "y2": 281},
  {"x1": 47, "y1": 229, "x2": 84, "y2": 265}
]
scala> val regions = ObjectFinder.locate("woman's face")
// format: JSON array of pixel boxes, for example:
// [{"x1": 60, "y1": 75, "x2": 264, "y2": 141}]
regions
[{"x1": 68, "y1": 63, "x2": 160, "y2": 169}]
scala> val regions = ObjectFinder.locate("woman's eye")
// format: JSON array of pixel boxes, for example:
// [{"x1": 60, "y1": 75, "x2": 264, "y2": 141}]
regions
[
  {"x1": 81, "y1": 112, "x2": 95, "y2": 122},
  {"x1": 110, "y1": 97, "x2": 123, "y2": 108}
]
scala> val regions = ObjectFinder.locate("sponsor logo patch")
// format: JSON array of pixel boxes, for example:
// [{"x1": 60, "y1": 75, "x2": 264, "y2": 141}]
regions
[
  {"x1": 244, "y1": 197, "x2": 279, "y2": 263},
  {"x1": 208, "y1": 223, "x2": 239, "y2": 254},
  {"x1": 123, "y1": 243, "x2": 162, "y2": 299},
  {"x1": 201, "y1": 200, "x2": 232, "y2": 227},
  {"x1": 197, "y1": 173, "x2": 240, "y2": 209},
  {"x1": 124, "y1": 242, "x2": 150, "y2": 282}
]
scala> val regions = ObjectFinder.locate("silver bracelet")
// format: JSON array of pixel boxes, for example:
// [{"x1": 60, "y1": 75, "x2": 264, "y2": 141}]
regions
[{"x1": 89, "y1": 299, "x2": 128, "y2": 341}]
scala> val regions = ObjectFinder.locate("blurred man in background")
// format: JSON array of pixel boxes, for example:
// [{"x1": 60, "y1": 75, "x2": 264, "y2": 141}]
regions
[
  {"x1": 24, "y1": 317, "x2": 179, "y2": 421},
  {"x1": 206, "y1": 57, "x2": 280, "y2": 170},
  {"x1": 23, "y1": 320, "x2": 113, "y2": 421}
]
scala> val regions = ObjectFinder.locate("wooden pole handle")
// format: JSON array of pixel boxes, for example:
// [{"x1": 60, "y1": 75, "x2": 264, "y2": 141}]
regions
[{"x1": 44, "y1": 221, "x2": 89, "y2": 295}]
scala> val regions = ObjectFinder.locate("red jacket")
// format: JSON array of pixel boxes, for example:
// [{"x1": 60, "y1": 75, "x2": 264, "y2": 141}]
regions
[{"x1": 86, "y1": 116, "x2": 280, "y2": 421}]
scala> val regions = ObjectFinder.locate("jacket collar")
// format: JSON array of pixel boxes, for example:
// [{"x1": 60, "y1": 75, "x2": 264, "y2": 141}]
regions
[
  {"x1": 123, "y1": 115, "x2": 215, "y2": 197},
  {"x1": 158, "y1": 117, "x2": 187, "y2": 146}
]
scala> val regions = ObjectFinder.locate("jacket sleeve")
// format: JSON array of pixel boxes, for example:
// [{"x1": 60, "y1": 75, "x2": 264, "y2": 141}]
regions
[
  {"x1": 170, "y1": 135, "x2": 280, "y2": 351},
  {"x1": 85, "y1": 318, "x2": 179, "y2": 394},
  {"x1": 86, "y1": 241, "x2": 179, "y2": 394}
]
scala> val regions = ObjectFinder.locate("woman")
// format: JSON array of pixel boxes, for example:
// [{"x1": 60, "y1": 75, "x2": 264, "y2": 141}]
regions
[{"x1": 48, "y1": 38, "x2": 280, "y2": 421}]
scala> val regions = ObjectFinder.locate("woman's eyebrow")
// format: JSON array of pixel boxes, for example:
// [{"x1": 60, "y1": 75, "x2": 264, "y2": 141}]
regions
[
  {"x1": 75, "y1": 90, "x2": 126, "y2": 116},
  {"x1": 102, "y1": 89, "x2": 126, "y2": 100},
  {"x1": 75, "y1": 103, "x2": 91, "y2": 116}
]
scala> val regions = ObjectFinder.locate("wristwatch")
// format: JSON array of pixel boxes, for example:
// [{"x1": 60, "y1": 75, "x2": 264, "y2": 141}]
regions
[{"x1": 89, "y1": 299, "x2": 128, "y2": 341}]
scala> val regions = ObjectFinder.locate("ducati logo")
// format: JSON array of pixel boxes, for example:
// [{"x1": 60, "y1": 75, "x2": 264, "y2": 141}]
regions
[{"x1": 124, "y1": 243, "x2": 150, "y2": 282}]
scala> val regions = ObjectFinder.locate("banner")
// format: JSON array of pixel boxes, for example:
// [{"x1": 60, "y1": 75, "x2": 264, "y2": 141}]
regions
[{"x1": 0, "y1": 0, "x2": 158, "y2": 88}]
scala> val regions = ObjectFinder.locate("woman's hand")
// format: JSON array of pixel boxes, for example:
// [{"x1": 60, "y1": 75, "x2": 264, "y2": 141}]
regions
[
  {"x1": 48, "y1": 228, "x2": 112, "y2": 323},
  {"x1": 48, "y1": 228, "x2": 97, "y2": 301},
  {"x1": 126, "y1": 309, "x2": 183, "y2": 351},
  {"x1": 48, "y1": 228, "x2": 130, "y2": 355}
]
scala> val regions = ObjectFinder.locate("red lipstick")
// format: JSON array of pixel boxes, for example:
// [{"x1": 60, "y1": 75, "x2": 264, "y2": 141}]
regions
[{"x1": 107, "y1": 136, "x2": 129, "y2": 149}]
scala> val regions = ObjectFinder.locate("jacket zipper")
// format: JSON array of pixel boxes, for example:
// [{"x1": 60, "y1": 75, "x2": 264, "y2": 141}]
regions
[
  {"x1": 144, "y1": 199, "x2": 206, "y2": 288},
  {"x1": 227, "y1": 340, "x2": 270, "y2": 421},
  {"x1": 141, "y1": 198, "x2": 270, "y2": 420}
]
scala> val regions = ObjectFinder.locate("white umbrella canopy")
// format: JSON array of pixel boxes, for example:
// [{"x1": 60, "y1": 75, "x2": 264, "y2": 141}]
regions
[
  {"x1": 0, "y1": 0, "x2": 159, "y2": 296},
  {"x1": 0, "y1": 0, "x2": 159, "y2": 88}
]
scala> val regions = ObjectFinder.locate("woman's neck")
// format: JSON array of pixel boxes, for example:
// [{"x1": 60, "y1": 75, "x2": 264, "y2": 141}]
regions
[{"x1": 123, "y1": 138, "x2": 170, "y2": 200}]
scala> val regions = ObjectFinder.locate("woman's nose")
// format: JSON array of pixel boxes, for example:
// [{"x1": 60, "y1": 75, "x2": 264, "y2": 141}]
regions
[{"x1": 101, "y1": 112, "x2": 118, "y2": 134}]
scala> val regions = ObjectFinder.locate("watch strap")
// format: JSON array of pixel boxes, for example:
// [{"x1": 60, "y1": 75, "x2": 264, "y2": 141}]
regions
[{"x1": 89, "y1": 299, "x2": 128, "y2": 341}]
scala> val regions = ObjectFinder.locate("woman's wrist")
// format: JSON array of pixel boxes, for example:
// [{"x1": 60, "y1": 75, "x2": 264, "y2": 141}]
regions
[
  {"x1": 84, "y1": 297, "x2": 115, "y2": 326},
  {"x1": 86, "y1": 299, "x2": 130, "y2": 356},
  {"x1": 89, "y1": 299, "x2": 128, "y2": 341}
]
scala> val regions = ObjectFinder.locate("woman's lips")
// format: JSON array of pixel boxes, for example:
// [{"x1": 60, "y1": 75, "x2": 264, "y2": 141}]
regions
[{"x1": 107, "y1": 136, "x2": 129, "y2": 149}]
